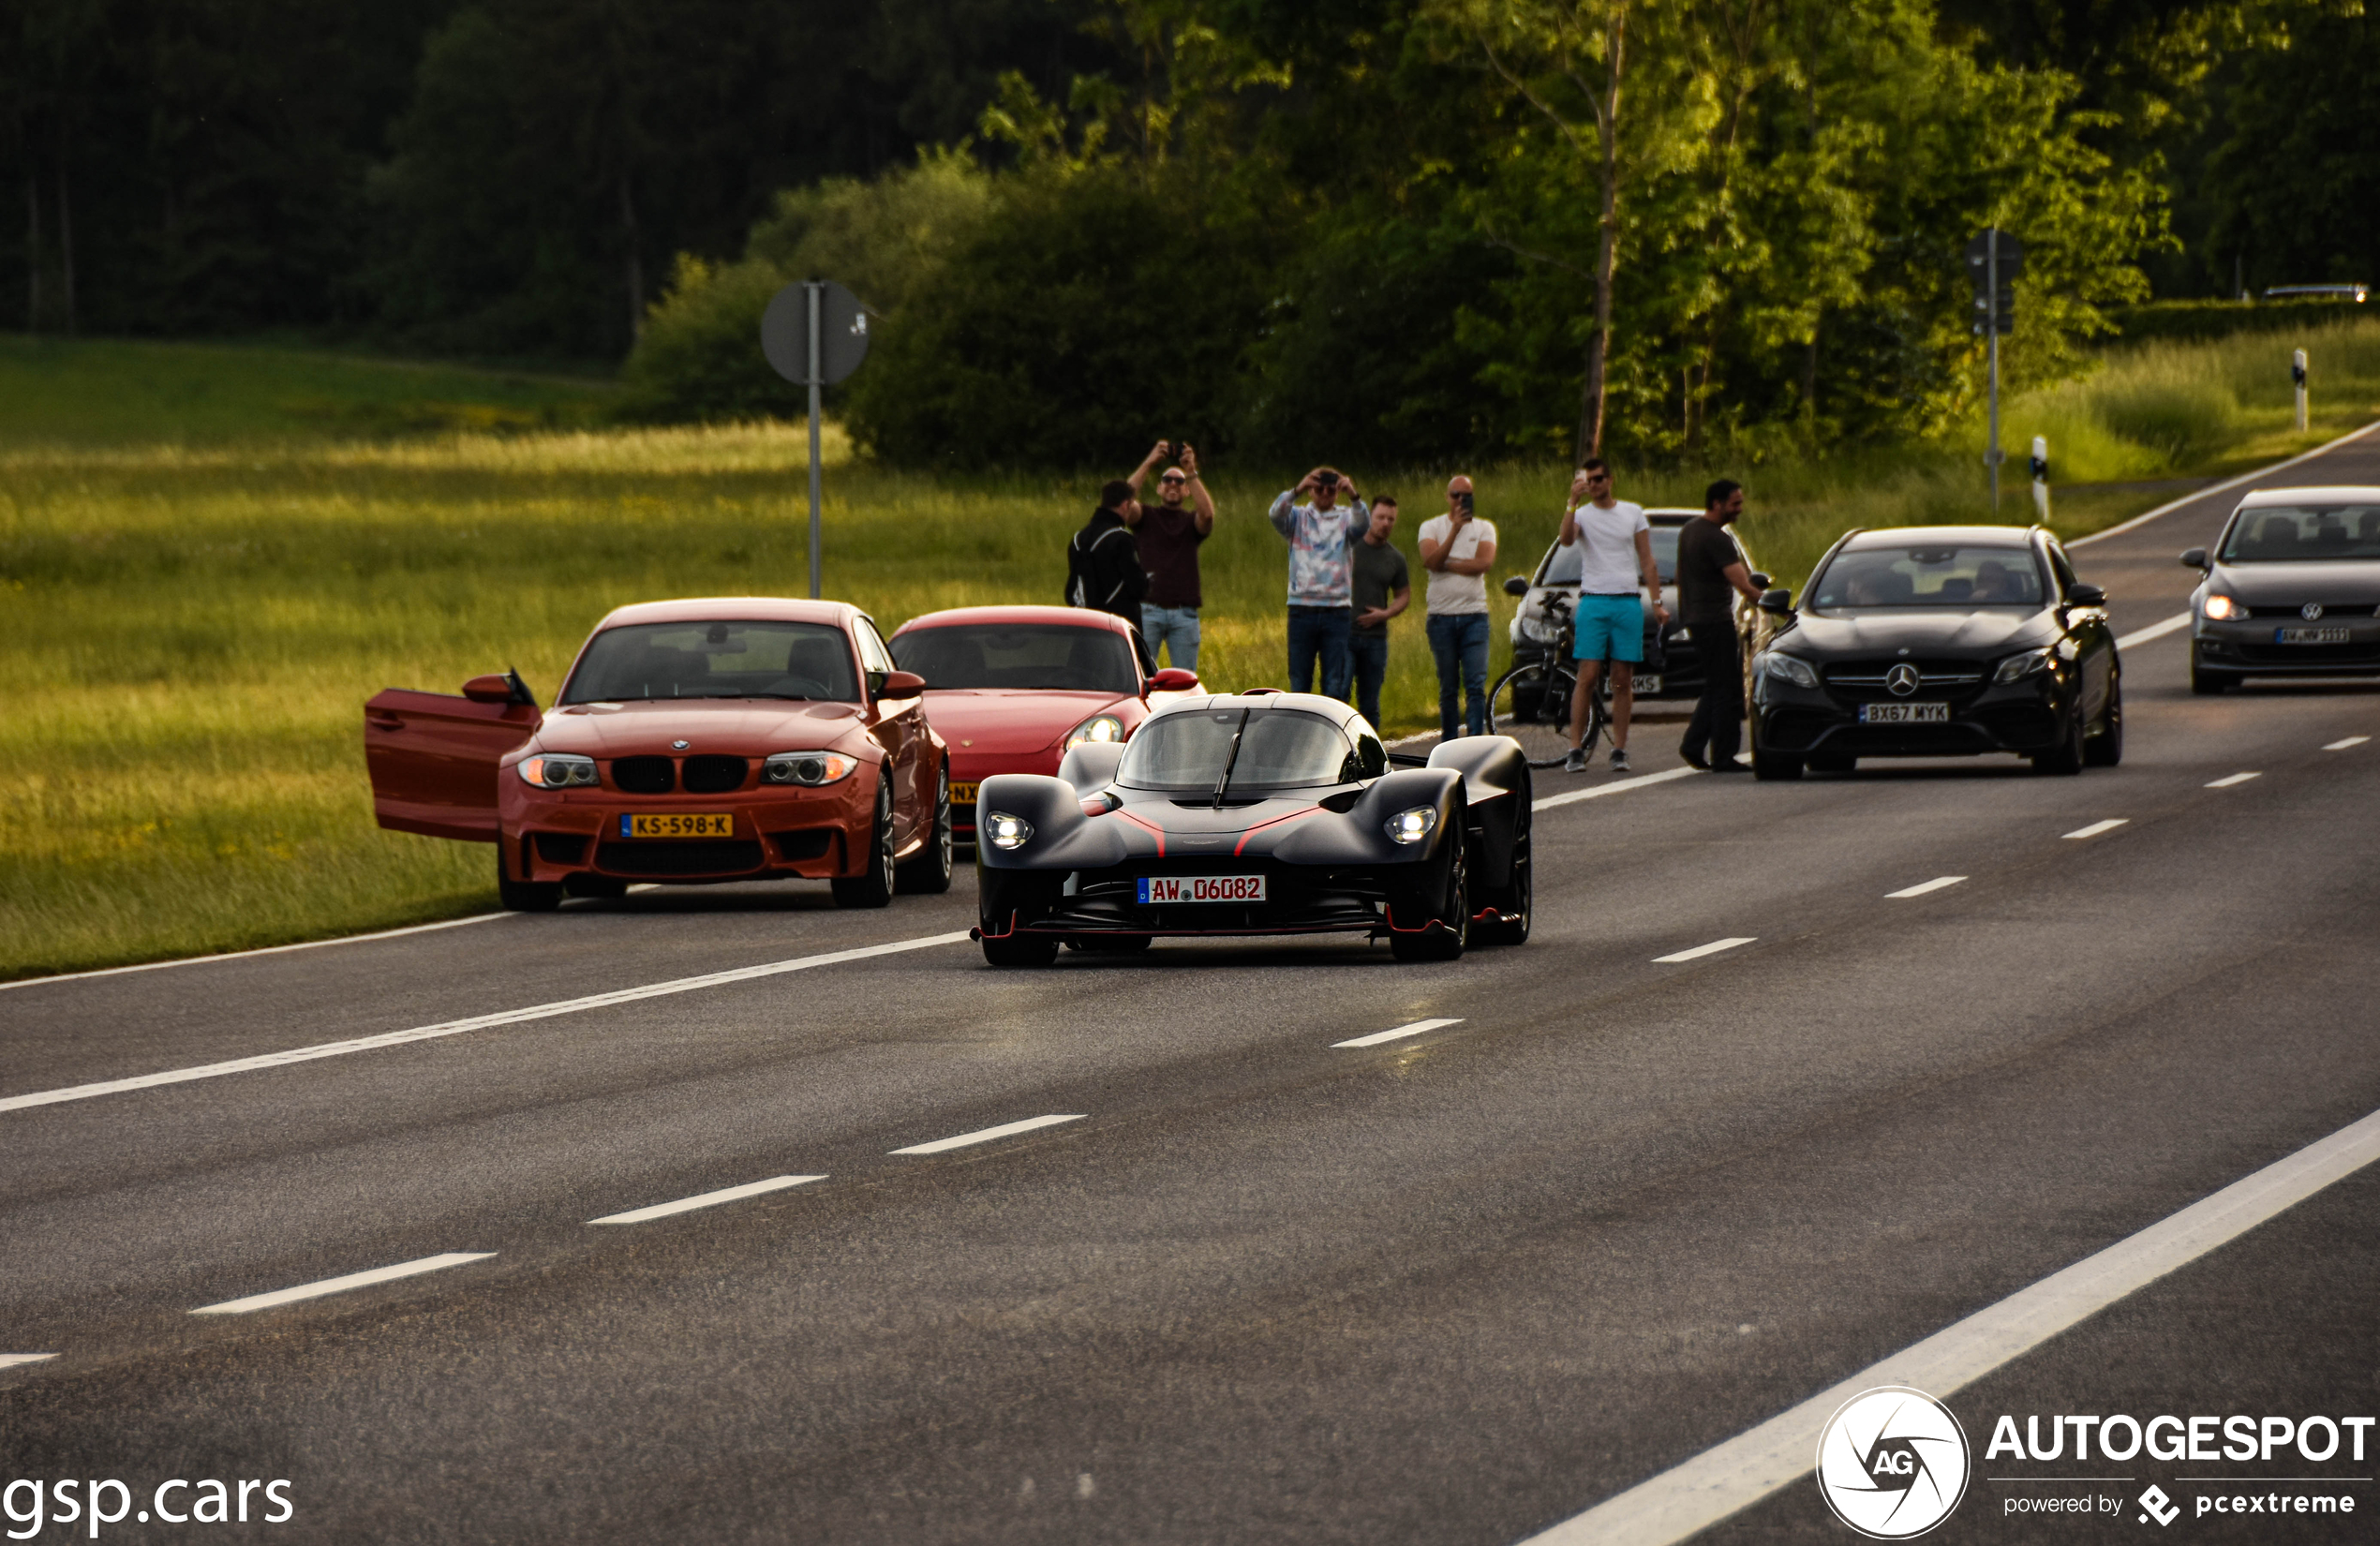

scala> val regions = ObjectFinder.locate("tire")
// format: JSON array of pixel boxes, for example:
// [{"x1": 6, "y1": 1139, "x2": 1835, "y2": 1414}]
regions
[
  {"x1": 981, "y1": 931, "x2": 1060, "y2": 967},
  {"x1": 1489, "y1": 662, "x2": 1590, "y2": 768},
  {"x1": 496, "y1": 843, "x2": 562, "y2": 913},
  {"x1": 1807, "y1": 749, "x2": 1856, "y2": 774},
  {"x1": 2084, "y1": 676, "x2": 2124, "y2": 767},
  {"x1": 1474, "y1": 813, "x2": 1531, "y2": 946},
  {"x1": 1751, "y1": 737, "x2": 1803, "y2": 780},
  {"x1": 2031, "y1": 702, "x2": 2087, "y2": 776},
  {"x1": 563, "y1": 873, "x2": 630, "y2": 899},
  {"x1": 831, "y1": 772, "x2": 898, "y2": 908},
  {"x1": 897, "y1": 762, "x2": 955, "y2": 894},
  {"x1": 1391, "y1": 836, "x2": 1469, "y2": 962},
  {"x1": 2190, "y1": 646, "x2": 2238, "y2": 695},
  {"x1": 1074, "y1": 934, "x2": 1152, "y2": 954}
]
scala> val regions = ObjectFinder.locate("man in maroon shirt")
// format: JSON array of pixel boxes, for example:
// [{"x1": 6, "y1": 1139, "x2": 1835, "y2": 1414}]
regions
[{"x1": 1125, "y1": 439, "x2": 1215, "y2": 672}]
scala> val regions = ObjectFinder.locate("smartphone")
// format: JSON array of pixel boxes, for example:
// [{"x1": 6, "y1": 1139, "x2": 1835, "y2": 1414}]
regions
[{"x1": 1455, "y1": 491, "x2": 1475, "y2": 513}]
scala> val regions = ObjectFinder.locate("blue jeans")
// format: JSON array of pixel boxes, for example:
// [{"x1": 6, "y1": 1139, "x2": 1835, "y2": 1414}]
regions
[
  {"x1": 1426, "y1": 612, "x2": 1491, "y2": 739},
  {"x1": 1286, "y1": 605, "x2": 1353, "y2": 699},
  {"x1": 1141, "y1": 604, "x2": 1199, "y2": 673},
  {"x1": 1348, "y1": 632, "x2": 1390, "y2": 729}
]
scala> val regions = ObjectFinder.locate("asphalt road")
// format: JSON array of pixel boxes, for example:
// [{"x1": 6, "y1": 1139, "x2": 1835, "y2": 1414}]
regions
[{"x1": 5, "y1": 434, "x2": 2378, "y2": 1545}]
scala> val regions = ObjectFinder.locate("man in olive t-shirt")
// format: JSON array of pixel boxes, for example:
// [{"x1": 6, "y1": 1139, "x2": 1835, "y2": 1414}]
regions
[
  {"x1": 1675, "y1": 479, "x2": 1762, "y2": 771},
  {"x1": 1347, "y1": 498, "x2": 1411, "y2": 730}
]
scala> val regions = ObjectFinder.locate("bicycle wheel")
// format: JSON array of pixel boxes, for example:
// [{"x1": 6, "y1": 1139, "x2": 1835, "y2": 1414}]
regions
[{"x1": 1488, "y1": 662, "x2": 1584, "y2": 767}]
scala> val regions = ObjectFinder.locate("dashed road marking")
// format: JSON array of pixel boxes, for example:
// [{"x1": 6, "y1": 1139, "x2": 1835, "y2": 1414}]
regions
[
  {"x1": 190, "y1": 1253, "x2": 495, "y2": 1316},
  {"x1": 1652, "y1": 937, "x2": 1756, "y2": 964},
  {"x1": 892, "y1": 1114, "x2": 1085, "y2": 1155},
  {"x1": 1332, "y1": 1018, "x2": 1464, "y2": 1048},
  {"x1": 2113, "y1": 612, "x2": 2192, "y2": 649},
  {"x1": 2325, "y1": 736, "x2": 2369, "y2": 751},
  {"x1": 588, "y1": 1174, "x2": 826, "y2": 1226},
  {"x1": 1885, "y1": 876, "x2": 1967, "y2": 899},
  {"x1": 2062, "y1": 819, "x2": 2129, "y2": 840},
  {"x1": 2206, "y1": 772, "x2": 2262, "y2": 788},
  {"x1": 1535, "y1": 766, "x2": 1701, "y2": 811},
  {"x1": 0, "y1": 1354, "x2": 58, "y2": 1370}
]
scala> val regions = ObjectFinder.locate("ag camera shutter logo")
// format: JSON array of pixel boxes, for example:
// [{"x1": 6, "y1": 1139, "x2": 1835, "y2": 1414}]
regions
[{"x1": 1815, "y1": 1386, "x2": 1971, "y2": 1539}]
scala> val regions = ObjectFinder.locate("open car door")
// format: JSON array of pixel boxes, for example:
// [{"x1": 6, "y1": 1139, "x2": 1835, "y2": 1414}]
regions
[{"x1": 364, "y1": 673, "x2": 539, "y2": 841}]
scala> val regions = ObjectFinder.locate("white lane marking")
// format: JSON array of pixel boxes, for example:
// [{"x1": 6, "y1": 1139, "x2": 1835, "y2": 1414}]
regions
[
  {"x1": 2206, "y1": 771, "x2": 2262, "y2": 788},
  {"x1": 1517, "y1": 1104, "x2": 2380, "y2": 1546},
  {"x1": 0, "y1": 1353, "x2": 59, "y2": 1370},
  {"x1": 190, "y1": 1252, "x2": 495, "y2": 1316},
  {"x1": 1652, "y1": 937, "x2": 1756, "y2": 964},
  {"x1": 1536, "y1": 766, "x2": 1701, "y2": 810},
  {"x1": 2062, "y1": 819, "x2": 2128, "y2": 840},
  {"x1": 2068, "y1": 420, "x2": 2380, "y2": 547},
  {"x1": 0, "y1": 931, "x2": 975, "y2": 1116},
  {"x1": 1332, "y1": 1018, "x2": 1464, "y2": 1048},
  {"x1": 588, "y1": 1174, "x2": 826, "y2": 1226},
  {"x1": 2114, "y1": 612, "x2": 2191, "y2": 649},
  {"x1": 0, "y1": 913, "x2": 507, "y2": 992},
  {"x1": 1885, "y1": 876, "x2": 1967, "y2": 899},
  {"x1": 891, "y1": 1114, "x2": 1085, "y2": 1155},
  {"x1": 2325, "y1": 736, "x2": 2369, "y2": 751}
]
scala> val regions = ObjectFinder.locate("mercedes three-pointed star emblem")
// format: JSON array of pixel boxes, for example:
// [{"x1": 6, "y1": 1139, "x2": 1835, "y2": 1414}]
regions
[{"x1": 1885, "y1": 663, "x2": 1922, "y2": 697}]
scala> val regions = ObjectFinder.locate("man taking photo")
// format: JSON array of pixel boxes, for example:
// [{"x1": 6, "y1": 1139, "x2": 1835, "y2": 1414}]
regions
[
  {"x1": 1268, "y1": 467, "x2": 1371, "y2": 698},
  {"x1": 1124, "y1": 439, "x2": 1213, "y2": 672},
  {"x1": 1675, "y1": 478, "x2": 1763, "y2": 773},
  {"x1": 1557, "y1": 458, "x2": 1668, "y2": 774},
  {"x1": 1066, "y1": 479, "x2": 1148, "y2": 627}
]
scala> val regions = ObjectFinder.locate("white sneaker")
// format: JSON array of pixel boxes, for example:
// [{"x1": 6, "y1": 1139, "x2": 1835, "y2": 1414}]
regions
[
  {"x1": 1561, "y1": 749, "x2": 1588, "y2": 773},
  {"x1": 1610, "y1": 747, "x2": 1631, "y2": 773}
]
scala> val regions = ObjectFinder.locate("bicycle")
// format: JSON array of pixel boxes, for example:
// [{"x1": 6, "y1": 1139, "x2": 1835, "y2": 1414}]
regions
[{"x1": 1487, "y1": 594, "x2": 1613, "y2": 768}]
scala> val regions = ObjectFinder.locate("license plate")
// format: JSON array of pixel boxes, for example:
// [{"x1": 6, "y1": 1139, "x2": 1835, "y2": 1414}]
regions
[
  {"x1": 1636, "y1": 675, "x2": 1663, "y2": 694},
  {"x1": 1858, "y1": 703, "x2": 1948, "y2": 724},
  {"x1": 1138, "y1": 874, "x2": 1266, "y2": 904},
  {"x1": 620, "y1": 812, "x2": 733, "y2": 839},
  {"x1": 950, "y1": 781, "x2": 979, "y2": 805},
  {"x1": 2276, "y1": 627, "x2": 2350, "y2": 644}
]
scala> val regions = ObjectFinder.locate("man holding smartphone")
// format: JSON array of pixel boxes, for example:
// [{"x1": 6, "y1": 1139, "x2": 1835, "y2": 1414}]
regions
[
  {"x1": 1557, "y1": 458, "x2": 1668, "y2": 773},
  {"x1": 1268, "y1": 466, "x2": 1371, "y2": 698},
  {"x1": 1124, "y1": 439, "x2": 1213, "y2": 672},
  {"x1": 1417, "y1": 475, "x2": 1497, "y2": 739}
]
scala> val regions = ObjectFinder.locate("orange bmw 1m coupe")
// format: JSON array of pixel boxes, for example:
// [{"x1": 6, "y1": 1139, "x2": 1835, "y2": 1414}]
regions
[{"x1": 364, "y1": 599, "x2": 951, "y2": 910}]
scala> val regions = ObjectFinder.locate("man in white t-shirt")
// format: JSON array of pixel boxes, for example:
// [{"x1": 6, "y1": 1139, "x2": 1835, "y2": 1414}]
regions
[
  {"x1": 1557, "y1": 457, "x2": 1668, "y2": 773},
  {"x1": 1417, "y1": 474, "x2": 1499, "y2": 738}
]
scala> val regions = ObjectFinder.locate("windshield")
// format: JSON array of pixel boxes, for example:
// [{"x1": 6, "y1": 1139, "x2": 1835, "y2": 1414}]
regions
[
  {"x1": 888, "y1": 622, "x2": 1137, "y2": 692},
  {"x1": 1809, "y1": 545, "x2": 2045, "y2": 609},
  {"x1": 1119, "y1": 708, "x2": 1355, "y2": 791},
  {"x1": 2218, "y1": 505, "x2": 2380, "y2": 562},
  {"x1": 1537, "y1": 525, "x2": 1682, "y2": 586},
  {"x1": 561, "y1": 620, "x2": 859, "y2": 704}
]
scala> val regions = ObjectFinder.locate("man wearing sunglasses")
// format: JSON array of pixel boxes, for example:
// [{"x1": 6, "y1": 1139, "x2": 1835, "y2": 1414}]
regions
[
  {"x1": 1557, "y1": 458, "x2": 1667, "y2": 773},
  {"x1": 1125, "y1": 439, "x2": 1215, "y2": 672}
]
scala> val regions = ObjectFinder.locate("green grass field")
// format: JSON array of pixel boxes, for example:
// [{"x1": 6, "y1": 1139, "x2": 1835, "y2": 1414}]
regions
[{"x1": 6, "y1": 323, "x2": 2378, "y2": 980}]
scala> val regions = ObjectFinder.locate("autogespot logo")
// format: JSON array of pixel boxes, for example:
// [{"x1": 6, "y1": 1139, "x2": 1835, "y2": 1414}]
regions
[{"x1": 1816, "y1": 1386, "x2": 1971, "y2": 1539}]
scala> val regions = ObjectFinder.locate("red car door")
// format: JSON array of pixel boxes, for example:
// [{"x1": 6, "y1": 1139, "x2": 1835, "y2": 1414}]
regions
[
  {"x1": 364, "y1": 683, "x2": 539, "y2": 841},
  {"x1": 855, "y1": 618, "x2": 921, "y2": 842}
]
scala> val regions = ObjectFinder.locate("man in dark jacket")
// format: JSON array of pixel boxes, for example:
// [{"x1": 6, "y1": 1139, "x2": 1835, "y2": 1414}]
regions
[{"x1": 1067, "y1": 480, "x2": 1148, "y2": 625}]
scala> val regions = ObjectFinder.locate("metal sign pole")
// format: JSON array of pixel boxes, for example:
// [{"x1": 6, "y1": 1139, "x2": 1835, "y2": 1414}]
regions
[
  {"x1": 1987, "y1": 229, "x2": 2001, "y2": 512},
  {"x1": 806, "y1": 281, "x2": 824, "y2": 600}
]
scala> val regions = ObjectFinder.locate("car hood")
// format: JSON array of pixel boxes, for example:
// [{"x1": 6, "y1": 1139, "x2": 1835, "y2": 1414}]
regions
[
  {"x1": 1782, "y1": 609, "x2": 2054, "y2": 658},
  {"x1": 532, "y1": 699, "x2": 869, "y2": 756},
  {"x1": 2209, "y1": 561, "x2": 2380, "y2": 605},
  {"x1": 923, "y1": 690, "x2": 1137, "y2": 754}
]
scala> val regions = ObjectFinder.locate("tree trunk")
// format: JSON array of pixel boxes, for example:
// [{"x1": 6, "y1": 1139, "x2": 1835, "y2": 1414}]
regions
[
  {"x1": 619, "y1": 171, "x2": 643, "y2": 347},
  {"x1": 56, "y1": 131, "x2": 74, "y2": 335},
  {"x1": 1575, "y1": 7, "x2": 1627, "y2": 462},
  {"x1": 24, "y1": 167, "x2": 40, "y2": 332}
]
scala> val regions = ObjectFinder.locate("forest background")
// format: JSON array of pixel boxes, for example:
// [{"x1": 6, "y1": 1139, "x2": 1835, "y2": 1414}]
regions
[{"x1": 7, "y1": 0, "x2": 2380, "y2": 467}]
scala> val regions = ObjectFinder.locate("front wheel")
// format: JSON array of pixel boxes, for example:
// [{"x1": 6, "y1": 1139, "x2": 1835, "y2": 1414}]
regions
[
  {"x1": 2084, "y1": 676, "x2": 2124, "y2": 767},
  {"x1": 832, "y1": 773, "x2": 898, "y2": 907},
  {"x1": 1391, "y1": 837, "x2": 1469, "y2": 962},
  {"x1": 497, "y1": 844, "x2": 562, "y2": 913},
  {"x1": 1473, "y1": 814, "x2": 1530, "y2": 946},
  {"x1": 1489, "y1": 662, "x2": 1589, "y2": 768},
  {"x1": 1751, "y1": 736, "x2": 1803, "y2": 780},
  {"x1": 981, "y1": 931, "x2": 1060, "y2": 967},
  {"x1": 897, "y1": 762, "x2": 955, "y2": 893},
  {"x1": 2031, "y1": 702, "x2": 2088, "y2": 776}
]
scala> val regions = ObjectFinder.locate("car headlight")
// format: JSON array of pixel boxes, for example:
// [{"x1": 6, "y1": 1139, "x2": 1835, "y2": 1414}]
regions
[
  {"x1": 1063, "y1": 714, "x2": 1126, "y2": 752},
  {"x1": 983, "y1": 811, "x2": 1034, "y2": 850},
  {"x1": 1993, "y1": 647, "x2": 2057, "y2": 685},
  {"x1": 2202, "y1": 593, "x2": 2248, "y2": 620},
  {"x1": 762, "y1": 751, "x2": 859, "y2": 785},
  {"x1": 517, "y1": 753, "x2": 598, "y2": 788},
  {"x1": 1763, "y1": 653, "x2": 1819, "y2": 690},
  {"x1": 1516, "y1": 615, "x2": 1554, "y2": 644},
  {"x1": 1385, "y1": 806, "x2": 1438, "y2": 845}
]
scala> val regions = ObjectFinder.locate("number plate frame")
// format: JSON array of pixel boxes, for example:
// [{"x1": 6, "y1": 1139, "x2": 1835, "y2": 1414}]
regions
[
  {"x1": 619, "y1": 812, "x2": 734, "y2": 839},
  {"x1": 1857, "y1": 702, "x2": 1950, "y2": 724},
  {"x1": 1137, "y1": 874, "x2": 1267, "y2": 904},
  {"x1": 2275, "y1": 626, "x2": 2351, "y2": 645}
]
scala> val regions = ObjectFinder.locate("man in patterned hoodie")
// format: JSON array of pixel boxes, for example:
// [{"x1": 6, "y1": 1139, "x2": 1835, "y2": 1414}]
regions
[{"x1": 1267, "y1": 466, "x2": 1372, "y2": 698}]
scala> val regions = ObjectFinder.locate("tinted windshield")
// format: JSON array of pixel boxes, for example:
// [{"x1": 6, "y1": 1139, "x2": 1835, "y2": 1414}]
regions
[
  {"x1": 1537, "y1": 525, "x2": 1682, "y2": 586},
  {"x1": 1810, "y1": 545, "x2": 2045, "y2": 608},
  {"x1": 890, "y1": 623, "x2": 1138, "y2": 692},
  {"x1": 2218, "y1": 505, "x2": 2380, "y2": 562},
  {"x1": 561, "y1": 620, "x2": 858, "y2": 704},
  {"x1": 1119, "y1": 708, "x2": 1355, "y2": 790}
]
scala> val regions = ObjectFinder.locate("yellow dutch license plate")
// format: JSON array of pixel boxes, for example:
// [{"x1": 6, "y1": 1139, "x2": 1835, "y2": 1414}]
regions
[
  {"x1": 619, "y1": 812, "x2": 733, "y2": 839},
  {"x1": 949, "y1": 781, "x2": 980, "y2": 805}
]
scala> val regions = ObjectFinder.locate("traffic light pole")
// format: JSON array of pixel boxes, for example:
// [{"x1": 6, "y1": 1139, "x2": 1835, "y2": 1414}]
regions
[{"x1": 807, "y1": 280, "x2": 824, "y2": 601}]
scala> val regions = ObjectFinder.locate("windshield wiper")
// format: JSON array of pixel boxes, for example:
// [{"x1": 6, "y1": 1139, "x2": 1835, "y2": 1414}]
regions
[{"x1": 1211, "y1": 709, "x2": 1250, "y2": 810}]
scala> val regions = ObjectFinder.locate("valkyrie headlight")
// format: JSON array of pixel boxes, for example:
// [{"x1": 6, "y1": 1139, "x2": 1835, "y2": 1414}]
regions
[
  {"x1": 1385, "y1": 806, "x2": 1438, "y2": 845},
  {"x1": 984, "y1": 811, "x2": 1034, "y2": 851}
]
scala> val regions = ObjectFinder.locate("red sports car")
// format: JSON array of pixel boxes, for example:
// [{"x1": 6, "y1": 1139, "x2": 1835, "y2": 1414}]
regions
[
  {"x1": 364, "y1": 598, "x2": 951, "y2": 911},
  {"x1": 885, "y1": 605, "x2": 1199, "y2": 843}
]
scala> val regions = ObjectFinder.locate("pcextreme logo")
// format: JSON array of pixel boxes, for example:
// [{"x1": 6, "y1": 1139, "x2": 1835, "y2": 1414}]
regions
[{"x1": 1816, "y1": 1386, "x2": 1972, "y2": 1539}]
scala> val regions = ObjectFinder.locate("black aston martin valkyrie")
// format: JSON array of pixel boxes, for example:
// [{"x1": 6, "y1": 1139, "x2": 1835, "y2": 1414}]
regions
[
  {"x1": 1748, "y1": 524, "x2": 2121, "y2": 778},
  {"x1": 970, "y1": 692, "x2": 1532, "y2": 965}
]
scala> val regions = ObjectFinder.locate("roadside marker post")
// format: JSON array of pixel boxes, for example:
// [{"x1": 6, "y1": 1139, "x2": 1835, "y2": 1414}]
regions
[
  {"x1": 2030, "y1": 435, "x2": 2051, "y2": 525},
  {"x1": 761, "y1": 279, "x2": 871, "y2": 599}
]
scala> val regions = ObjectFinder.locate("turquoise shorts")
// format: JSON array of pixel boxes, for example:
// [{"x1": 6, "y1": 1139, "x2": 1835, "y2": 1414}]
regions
[{"x1": 1571, "y1": 593, "x2": 1646, "y2": 662}]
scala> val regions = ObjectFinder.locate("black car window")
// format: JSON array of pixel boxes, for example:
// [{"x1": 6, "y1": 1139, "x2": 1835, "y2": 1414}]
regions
[
  {"x1": 562, "y1": 620, "x2": 859, "y2": 704},
  {"x1": 2217, "y1": 505, "x2": 2380, "y2": 562},
  {"x1": 1809, "y1": 545, "x2": 2045, "y2": 608},
  {"x1": 1120, "y1": 709, "x2": 1355, "y2": 790},
  {"x1": 889, "y1": 624, "x2": 1138, "y2": 692},
  {"x1": 2047, "y1": 544, "x2": 2080, "y2": 596}
]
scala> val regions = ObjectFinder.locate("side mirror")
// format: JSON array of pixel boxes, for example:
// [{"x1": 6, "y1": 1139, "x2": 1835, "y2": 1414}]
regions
[
  {"x1": 462, "y1": 674, "x2": 516, "y2": 704},
  {"x1": 2066, "y1": 582, "x2": 2106, "y2": 605},
  {"x1": 1756, "y1": 588, "x2": 1794, "y2": 616},
  {"x1": 1148, "y1": 667, "x2": 1199, "y2": 692},
  {"x1": 2179, "y1": 547, "x2": 2209, "y2": 569},
  {"x1": 1748, "y1": 572, "x2": 1773, "y2": 590},
  {"x1": 1503, "y1": 575, "x2": 1530, "y2": 597},
  {"x1": 878, "y1": 670, "x2": 927, "y2": 697}
]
